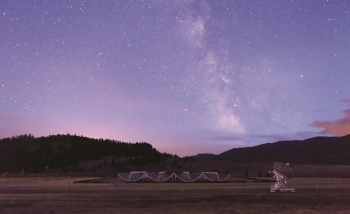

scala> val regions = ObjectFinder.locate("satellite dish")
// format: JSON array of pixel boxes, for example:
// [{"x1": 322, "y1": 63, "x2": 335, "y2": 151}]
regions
[{"x1": 270, "y1": 162, "x2": 295, "y2": 192}]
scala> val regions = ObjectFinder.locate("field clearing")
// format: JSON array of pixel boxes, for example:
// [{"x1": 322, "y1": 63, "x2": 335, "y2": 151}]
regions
[
  {"x1": 1, "y1": 177, "x2": 350, "y2": 213},
  {"x1": 1, "y1": 177, "x2": 350, "y2": 190},
  {"x1": 0, "y1": 177, "x2": 110, "y2": 189}
]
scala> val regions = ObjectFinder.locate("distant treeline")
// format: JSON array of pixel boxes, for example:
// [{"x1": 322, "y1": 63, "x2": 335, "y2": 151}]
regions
[{"x1": 0, "y1": 134, "x2": 173, "y2": 173}]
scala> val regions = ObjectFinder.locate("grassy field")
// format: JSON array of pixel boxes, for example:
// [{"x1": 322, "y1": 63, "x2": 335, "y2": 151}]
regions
[
  {"x1": 1, "y1": 177, "x2": 350, "y2": 190},
  {"x1": 1, "y1": 193, "x2": 350, "y2": 214},
  {"x1": 0, "y1": 177, "x2": 350, "y2": 213}
]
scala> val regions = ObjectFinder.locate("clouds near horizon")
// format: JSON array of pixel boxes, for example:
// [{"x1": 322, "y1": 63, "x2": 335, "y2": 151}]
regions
[{"x1": 311, "y1": 109, "x2": 350, "y2": 137}]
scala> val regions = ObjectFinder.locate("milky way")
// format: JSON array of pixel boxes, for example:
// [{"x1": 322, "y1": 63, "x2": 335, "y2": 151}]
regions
[{"x1": 1, "y1": 0, "x2": 350, "y2": 155}]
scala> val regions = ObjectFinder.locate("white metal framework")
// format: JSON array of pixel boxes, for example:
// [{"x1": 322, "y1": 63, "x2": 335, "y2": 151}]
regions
[
  {"x1": 270, "y1": 162, "x2": 295, "y2": 192},
  {"x1": 118, "y1": 171, "x2": 230, "y2": 183}
]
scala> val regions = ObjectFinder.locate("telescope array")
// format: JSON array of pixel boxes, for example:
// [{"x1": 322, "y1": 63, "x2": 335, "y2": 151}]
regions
[{"x1": 118, "y1": 171, "x2": 230, "y2": 182}]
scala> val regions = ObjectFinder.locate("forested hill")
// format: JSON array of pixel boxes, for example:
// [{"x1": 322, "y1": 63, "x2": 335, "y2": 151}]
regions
[
  {"x1": 218, "y1": 134, "x2": 350, "y2": 164},
  {"x1": 0, "y1": 134, "x2": 171, "y2": 173}
]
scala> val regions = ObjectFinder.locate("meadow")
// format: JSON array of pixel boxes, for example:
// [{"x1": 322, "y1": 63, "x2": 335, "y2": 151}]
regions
[{"x1": 1, "y1": 176, "x2": 350, "y2": 213}]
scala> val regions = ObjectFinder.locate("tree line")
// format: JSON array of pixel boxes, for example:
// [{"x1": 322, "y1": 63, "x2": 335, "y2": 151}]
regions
[{"x1": 0, "y1": 134, "x2": 172, "y2": 173}]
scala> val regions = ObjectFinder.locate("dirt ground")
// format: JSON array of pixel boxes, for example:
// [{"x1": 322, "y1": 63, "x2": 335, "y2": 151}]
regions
[{"x1": 0, "y1": 177, "x2": 350, "y2": 213}]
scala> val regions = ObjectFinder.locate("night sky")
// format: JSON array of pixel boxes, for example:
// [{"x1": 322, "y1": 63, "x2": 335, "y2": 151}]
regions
[{"x1": 1, "y1": 0, "x2": 350, "y2": 156}]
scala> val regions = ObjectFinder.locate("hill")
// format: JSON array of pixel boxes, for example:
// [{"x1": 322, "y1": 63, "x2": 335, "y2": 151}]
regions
[
  {"x1": 0, "y1": 134, "x2": 172, "y2": 173},
  {"x1": 204, "y1": 134, "x2": 350, "y2": 164},
  {"x1": 1, "y1": 134, "x2": 350, "y2": 175}
]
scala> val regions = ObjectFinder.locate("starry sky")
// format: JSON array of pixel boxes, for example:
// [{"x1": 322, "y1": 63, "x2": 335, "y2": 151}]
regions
[{"x1": 1, "y1": 0, "x2": 350, "y2": 156}]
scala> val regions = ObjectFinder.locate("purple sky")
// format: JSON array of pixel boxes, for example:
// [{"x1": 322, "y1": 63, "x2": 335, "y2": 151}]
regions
[{"x1": 1, "y1": 0, "x2": 350, "y2": 156}]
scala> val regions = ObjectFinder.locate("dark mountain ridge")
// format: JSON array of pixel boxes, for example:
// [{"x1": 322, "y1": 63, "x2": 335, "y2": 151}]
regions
[
  {"x1": 194, "y1": 135, "x2": 350, "y2": 164},
  {"x1": 1, "y1": 134, "x2": 349, "y2": 174}
]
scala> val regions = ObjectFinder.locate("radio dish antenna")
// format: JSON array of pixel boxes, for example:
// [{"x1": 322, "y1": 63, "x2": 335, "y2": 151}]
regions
[{"x1": 269, "y1": 162, "x2": 295, "y2": 192}]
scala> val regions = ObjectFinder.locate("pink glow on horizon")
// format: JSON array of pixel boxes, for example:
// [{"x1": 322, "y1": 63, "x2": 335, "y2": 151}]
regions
[{"x1": 311, "y1": 109, "x2": 350, "y2": 137}]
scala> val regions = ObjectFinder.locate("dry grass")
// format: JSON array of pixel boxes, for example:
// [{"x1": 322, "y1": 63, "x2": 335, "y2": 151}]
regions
[
  {"x1": 0, "y1": 177, "x2": 350, "y2": 213},
  {"x1": 1, "y1": 177, "x2": 350, "y2": 190},
  {"x1": 1, "y1": 192, "x2": 350, "y2": 214}
]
